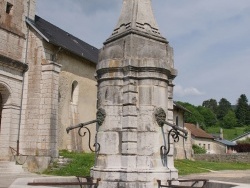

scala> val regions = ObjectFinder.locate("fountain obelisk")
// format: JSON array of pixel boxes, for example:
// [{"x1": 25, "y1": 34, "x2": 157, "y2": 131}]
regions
[{"x1": 92, "y1": 0, "x2": 178, "y2": 187}]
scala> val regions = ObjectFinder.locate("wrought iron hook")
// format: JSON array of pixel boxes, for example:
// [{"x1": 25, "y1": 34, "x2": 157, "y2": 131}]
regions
[
  {"x1": 66, "y1": 108, "x2": 106, "y2": 152},
  {"x1": 78, "y1": 127, "x2": 100, "y2": 152},
  {"x1": 154, "y1": 107, "x2": 188, "y2": 156}
]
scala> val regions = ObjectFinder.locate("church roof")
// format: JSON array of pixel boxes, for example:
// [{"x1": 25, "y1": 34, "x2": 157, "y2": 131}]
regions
[
  {"x1": 185, "y1": 123, "x2": 214, "y2": 139},
  {"x1": 26, "y1": 15, "x2": 99, "y2": 64}
]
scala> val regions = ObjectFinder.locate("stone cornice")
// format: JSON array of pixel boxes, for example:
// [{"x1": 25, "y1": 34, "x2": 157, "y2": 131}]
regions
[
  {"x1": 0, "y1": 54, "x2": 28, "y2": 72},
  {"x1": 0, "y1": 25, "x2": 25, "y2": 39},
  {"x1": 96, "y1": 65, "x2": 177, "y2": 82},
  {"x1": 104, "y1": 28, "x2": 168, "y2": 45}
]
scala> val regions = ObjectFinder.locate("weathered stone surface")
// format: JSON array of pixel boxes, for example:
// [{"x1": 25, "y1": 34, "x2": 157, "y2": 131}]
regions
[
  {"x1": 97, "y1": 132, "x2": 120, "y2": 155},
  {"x1": 93, "y1": 0, "x2": 178, "y2": 187}
]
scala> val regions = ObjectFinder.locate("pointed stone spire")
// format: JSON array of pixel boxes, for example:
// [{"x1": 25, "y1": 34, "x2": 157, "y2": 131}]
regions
[{"x1": 106, "y1": 0, "x2": 167, "y2": 43}]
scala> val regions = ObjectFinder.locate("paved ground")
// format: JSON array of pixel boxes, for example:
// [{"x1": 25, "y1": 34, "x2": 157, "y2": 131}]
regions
[
  {"x1": 180, "y1": 170, "x2": 250, "y2": 184},
  {"x1": 0, "y1": 161, "x2": 40, "y2": 188},
  {"x1": 0, "y1": 173, "x2": 40, "y2": 188},
  {"x1": 0, "y1": 169, "x2": 249, "y2": 187}
]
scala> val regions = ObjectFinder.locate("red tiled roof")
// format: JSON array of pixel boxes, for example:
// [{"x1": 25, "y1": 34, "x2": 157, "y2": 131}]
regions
[{"x1": 185, "y1": 123, "x2": 214, "y2": 139}]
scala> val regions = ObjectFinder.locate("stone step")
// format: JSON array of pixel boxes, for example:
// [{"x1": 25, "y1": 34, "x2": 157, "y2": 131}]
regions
[{"x1": 0, "y1": 161, "x2": 26, "y2": 174}]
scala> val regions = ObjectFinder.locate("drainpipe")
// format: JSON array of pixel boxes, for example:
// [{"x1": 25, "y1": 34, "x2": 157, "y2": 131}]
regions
[
  {"x1": 17, "y1": 0, "x2": 31, "y2": 156},
  {"x1": 53, "y1": 47, "x2": 62, "y2": 62}
]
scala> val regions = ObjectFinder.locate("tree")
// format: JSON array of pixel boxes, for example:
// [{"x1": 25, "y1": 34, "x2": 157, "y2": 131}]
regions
[
  {"x1": 202, "y1": 98, "x2": 218, "y2": 114},
  {"x1": 177, "y1": 102, "x2": 204, "y2": 126},
  {"x1": 221, "y1": 110, "x2": 237, "y2": 128},
  {"x1": 235, "y1": 94, "x2": 249, "y2": 126},
  {"x1": 197, "y1": 106, "x2": 217, "y2": 127},
  {"x1": 247, "y1": 104, "x2": 250, "y2": 126},
  {"x1": 217, "y1": 98, "x2": 232, "y2": 121}
]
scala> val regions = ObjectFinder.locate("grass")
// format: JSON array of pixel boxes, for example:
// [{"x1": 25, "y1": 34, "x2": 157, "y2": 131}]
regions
[
  {"x1": 43, "y1": 150, "x2": 95, "y2": 176},
  {"x1": 206, "y1": 126, "x2": 247, "y2": 140},
  {"x1": 44, "y1": 151, "x2": 250, "y2": 176},
  {"x1": 175, "y1": 159, "x2": 250, "y2": 175}
]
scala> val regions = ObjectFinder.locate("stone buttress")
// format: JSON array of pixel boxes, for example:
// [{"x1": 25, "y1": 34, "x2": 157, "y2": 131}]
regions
[{"x1": 92, "y1": 0, "x2": 178, "y2": 187}]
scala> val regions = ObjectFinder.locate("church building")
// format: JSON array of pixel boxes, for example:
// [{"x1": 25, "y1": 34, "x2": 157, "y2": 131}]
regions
[{"x1": 0, "y1": 0, "x2": 98, "y2": 172}]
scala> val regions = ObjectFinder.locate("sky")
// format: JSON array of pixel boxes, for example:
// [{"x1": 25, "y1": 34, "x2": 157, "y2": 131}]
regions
[{"x1": 36, "y1": 0, "x2": 250, "y2": 106}]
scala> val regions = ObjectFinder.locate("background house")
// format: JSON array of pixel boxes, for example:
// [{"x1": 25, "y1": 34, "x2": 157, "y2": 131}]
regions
[
  {"x1": 214, "y1": 138, "x2": 236, "y2": 154},
  {"x1": 185, "y1": 123, "x2": 215, "y2": 154},
  {"x1": 211, "y1": 128, "x2": 236, "y2": 154},
  {"x1": 185, "y1": 123, "x2": 237, "y2": 154},
  {"x1": 173, "y1": 102, "x2": 192, "y2": 159}
]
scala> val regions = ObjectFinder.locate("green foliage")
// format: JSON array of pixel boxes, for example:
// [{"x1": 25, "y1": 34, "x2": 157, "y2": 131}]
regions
[
  {"x1": 178, "y1": 95, "x2": 250, "y2": 135},
  {"x1": 192, "y1": 144, "x2": 206, "y2": 154},
  {"x1": 175, "y1": 160, "x2": 250, "y2": 175},
  {"x1": 244, "y1": 126, "x2": 250, "y2": 133},
  {"x1": 177, "y1": 102, "x2": 204, "y2": 126},
  {"x1": 43, "y1": 150, "x2": 95, "y2": 176},
  {"x1": 197, "y1": 106, "x2": 217, "y2": 127},
  {"x1": 217, "y1": 98, "x2": 232, "y2": 121},
  {"x1": 202, "y1": 98, "x2": 218, "y2": 114},
  {"x1": 221, "y1": 110, "x2": 237, "y2": 128},
  {"x1": 206, "y1": 126, "x2": 246, "y2": 140},
  {"x1": 235, "y1": 94, "x2": 249, "y2": 126},
  {"x1": 247, "y1": 105, "x2": 250, "y2": 125}
]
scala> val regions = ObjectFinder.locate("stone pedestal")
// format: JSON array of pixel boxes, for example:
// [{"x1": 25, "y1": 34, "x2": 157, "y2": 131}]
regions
[{"x1": 92, "y1": 0, "x2": 178, "y2": 187}]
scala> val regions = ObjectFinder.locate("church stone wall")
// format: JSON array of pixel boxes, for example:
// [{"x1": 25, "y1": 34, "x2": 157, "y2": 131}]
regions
[
  {"x1": 0, "y1": 0, "x2": 36, "y2": 62},
  {"x1": 58, "y1": 53, "x2": 97, "y2": 152},
  {"x1": 0, "y1": 64, "x2": 24, "y2": 160},
  {"x1": 19, "y1": 30, "x2": 61, "y2": 173},
  {"x1": 0, "y1": 0, "x2": 35, "y2": 161},
  {"x1": 0, "y1": 0, "x2": 97, "y2": 171},
  {"x1": 20, "y1": 30, "x2": 44, "y2": 156}
]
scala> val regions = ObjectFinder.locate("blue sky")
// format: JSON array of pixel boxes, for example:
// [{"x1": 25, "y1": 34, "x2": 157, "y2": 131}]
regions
[{"x1": 36, "y1": 0, "x2": 250, "y2": 106}]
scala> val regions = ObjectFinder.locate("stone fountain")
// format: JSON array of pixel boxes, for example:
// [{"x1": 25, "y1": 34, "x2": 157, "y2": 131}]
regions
[{"x1": 91, "y1": 0, "x2": 184, "y2": 187}]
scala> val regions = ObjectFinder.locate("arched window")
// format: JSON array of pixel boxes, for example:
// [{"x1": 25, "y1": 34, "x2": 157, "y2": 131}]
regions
[{"x1": 71, "y1": 81, "x2": 79, "y2": 105}]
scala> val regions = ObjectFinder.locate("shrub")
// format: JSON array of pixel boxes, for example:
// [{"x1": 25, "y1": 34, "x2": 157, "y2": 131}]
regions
[{"x1": 192, "y1": 144, "x2": 206, "y2": 154}]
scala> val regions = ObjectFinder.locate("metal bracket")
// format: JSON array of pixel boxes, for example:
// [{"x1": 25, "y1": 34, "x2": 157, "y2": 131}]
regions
[
  {"x1": 66, "y1": 108, "x2": 106, "y2": 152},
  {"x1": 154, "y1": 107, "x2": 188, "y2": 156}
]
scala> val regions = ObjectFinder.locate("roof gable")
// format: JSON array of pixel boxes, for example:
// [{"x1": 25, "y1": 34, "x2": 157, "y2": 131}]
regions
[
  {"x1": 185, "y1": 123, "x2": 214, "y2": 139},
  {"x1": 173, "y1": 102, "x2": 191, "y2": 113},
  {"x1": 231, "y1": 132, "x2": 250, "y2": 142},
  {"x1": 26, "y1": 15, "x2": 99, "y2": 64}
]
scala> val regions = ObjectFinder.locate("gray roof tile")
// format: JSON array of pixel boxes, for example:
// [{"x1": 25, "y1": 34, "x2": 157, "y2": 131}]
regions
[{"x1": 27, "y1": 15, "x2": 99, "y2": 64}]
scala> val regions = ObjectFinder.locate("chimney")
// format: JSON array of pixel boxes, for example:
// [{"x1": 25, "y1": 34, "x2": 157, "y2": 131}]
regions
[
  {"x1": 196, "y1": 122, "x2": 200, "y2": 129},
  {"x1": 220, "y1": 128, "x2": 223, "y2": 139}
]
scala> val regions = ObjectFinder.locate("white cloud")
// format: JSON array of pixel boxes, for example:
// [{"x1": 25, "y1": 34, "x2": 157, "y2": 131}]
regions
[{"x1": 174, "y1": 85, "x2": 205, "y2": 97}]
